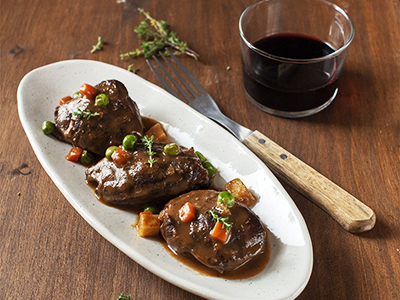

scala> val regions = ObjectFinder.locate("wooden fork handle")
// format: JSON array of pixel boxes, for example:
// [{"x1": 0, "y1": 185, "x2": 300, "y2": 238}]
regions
[{"x1": 243, "y1": 130, "x2": 376, "y2": 233}]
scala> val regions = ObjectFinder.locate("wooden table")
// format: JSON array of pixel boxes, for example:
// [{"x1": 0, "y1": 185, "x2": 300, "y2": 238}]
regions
[{"x1": 1, "y1": 0, "x2": 399, "y2": 299}]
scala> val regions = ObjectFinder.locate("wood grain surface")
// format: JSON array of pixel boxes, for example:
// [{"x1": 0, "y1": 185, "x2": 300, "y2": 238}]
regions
[{"x1": 1, "y1": 0, "x2": 399, "y2": 299}]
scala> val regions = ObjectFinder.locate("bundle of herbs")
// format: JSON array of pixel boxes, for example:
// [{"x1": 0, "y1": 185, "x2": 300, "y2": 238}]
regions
[{"x1": 120, "y1": 8, "x2": 199, "y2": 61}]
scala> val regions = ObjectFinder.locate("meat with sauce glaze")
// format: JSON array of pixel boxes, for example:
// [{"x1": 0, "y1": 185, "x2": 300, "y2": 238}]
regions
[
  {"x1": 159, "y1": 189, "x2": 267, "y2": 273},
  {"x1": 85, "y1": 143, "x2": 212, "y2": 209},
  {"x1": 53, "y1": 80, "x2": 144, "y2": 155}
]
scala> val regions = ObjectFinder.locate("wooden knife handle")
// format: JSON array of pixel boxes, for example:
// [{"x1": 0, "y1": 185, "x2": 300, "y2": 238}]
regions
[{"x1": 243, "y1": 130, "x2": 376, "y2": 233}]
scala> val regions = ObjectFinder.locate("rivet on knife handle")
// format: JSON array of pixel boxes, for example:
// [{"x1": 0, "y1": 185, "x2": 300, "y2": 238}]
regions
[{"x1": 243, "y1": 130, "x2": 376, "y2": 233}]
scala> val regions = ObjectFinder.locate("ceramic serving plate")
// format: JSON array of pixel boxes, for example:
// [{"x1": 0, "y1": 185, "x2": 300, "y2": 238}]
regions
[{"x1": 17, "y1": 59, "x2": 313, "y2": 300}]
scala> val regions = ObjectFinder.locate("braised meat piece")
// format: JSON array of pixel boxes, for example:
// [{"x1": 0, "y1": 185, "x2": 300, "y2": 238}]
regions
[
  {"x1": 53, "y1": 80, "x2": 144, "y2": 155},
  {"x1": 159, "y1": 190, "x2": 267, "y2": 273},
  {"x1": 85, "y1": 143, "x2": 212, "y2": 209}
]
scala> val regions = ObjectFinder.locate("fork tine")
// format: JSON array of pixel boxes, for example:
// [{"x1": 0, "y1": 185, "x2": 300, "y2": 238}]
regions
[
  {"x1": 153, "y1": 54, "x2": 198, "y2": 103},
  {"x1": 165, "y1": 48, "x2": 209, "y2": 95},
  {"x1": 146, "y1": 59, "x2": 180, "y2": 99},
  {"x1": 159, "y1": 52, "x2": 199, "y2": 100},
  {"x1": 148, "y1": 56, "x2": 195, "y2": 103}
]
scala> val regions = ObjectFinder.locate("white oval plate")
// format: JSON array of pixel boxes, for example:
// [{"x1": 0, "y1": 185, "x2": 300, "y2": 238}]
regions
[{"x1": 17, "y1": 60, "x2": 313, "y2": 300}]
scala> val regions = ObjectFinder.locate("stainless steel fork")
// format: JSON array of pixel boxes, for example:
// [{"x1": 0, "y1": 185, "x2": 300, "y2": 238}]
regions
[{"x1": 146, "y1": 48, "x2": 375, "y2": 233}]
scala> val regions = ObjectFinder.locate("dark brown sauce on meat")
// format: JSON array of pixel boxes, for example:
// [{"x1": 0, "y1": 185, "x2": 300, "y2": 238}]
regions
[
  {"x1": 89, "y1": 178, "x2": 269, "y2": 279},
  {"x1": 141, "y1": 116, "x2": 159, "y2": 131},
  {"x1": 84, "y1": 115, "x2": 158, "y2": 212},
  {"x1": 86, "y1": 180, "x2": 143, "y2": 213},
  {"x1": 83, "y1": 114, "x2": 268, "y2": 278},
  {"x1": 53, "y1": 80, "x2": 144, "y2": 156},
  {"x1": 161, "y1": 232, "x2": 270, "y2": 279},
  {"x1": 130, "y1": 205, "x2": 271, "y2": 279}
]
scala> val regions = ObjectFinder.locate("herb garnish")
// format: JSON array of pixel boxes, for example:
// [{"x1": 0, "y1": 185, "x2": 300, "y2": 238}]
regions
[
  {"x1": 142, "y1": 135, "x2": 157, "y2": 167},
  {"x1": 73, "y1": 108, "x2": 99, "y2": 119},
  {"x1": 128, "y1": 64, "x2": 139, "y2": 74},
  {"x1": 117, "y1": 294, "x2": 131, "y2": 300},
  {"x1": 120, "y1": 8, "x2": 199, "y2": 60},
  {"x1": 91, "y1": 36, "x2": 105, "y2": 53},
  {"x1": 206, "y1": 210, "x2": 233, "y2": 231}
]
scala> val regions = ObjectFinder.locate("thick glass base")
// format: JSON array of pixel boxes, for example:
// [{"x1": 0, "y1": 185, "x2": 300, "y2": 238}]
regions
[{"x1": 244, "y1": 88, "x2": 338, "y2": 118}]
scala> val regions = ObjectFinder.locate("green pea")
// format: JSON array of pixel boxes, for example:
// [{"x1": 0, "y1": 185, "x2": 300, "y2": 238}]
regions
[
  {"x1": 164, "y1": 143, "x2": 180, "y2": 156},
  {"x1": 73, "y1": 91, "x2": 81, "y2": 98},
  {"x1": 195, "y1": 151, "x2": 206, "y2": 163},
  {"x1": 203, "y1": 161, "x2": 216, "y2": 176},
  {"x1": 80, "y1": 150, "x2": 94, "y2": 165},
  {"x1": 42, "y1": 121, "x2": 55, "y2": 135},
  {"x1": 123, "y1": 135, "x2": 137, "y2": 150},
  {"x1": 95, "y1": 93, "x2": 109, "y2": 108},
  {"x1": 218, "y1": 191, "x2": 235, "y2": 208},
  {"x1": 144, "y1": 205, "x2": 159, "y2": 214},
  {"x1": 106, "y1": 146, "x2": 118, "y2": 160}
]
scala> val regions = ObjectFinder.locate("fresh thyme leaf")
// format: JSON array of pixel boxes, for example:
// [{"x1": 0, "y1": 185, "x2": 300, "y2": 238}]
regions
[
  {"x1": 220, "y1": 217, "x2": 232, "y2": 230},
  {"x1": 117, "y1": 294, "x2": 131, "y2": 300},
  {"x1": 206, "y1": 210, "x2": 219, "y2": 221},
  {"x1": 91, "y1": 36, "x2": 104, "y2": 53},
  {"x1": 120, "y1": 8, "x2": 199, "y2": 60},
  {"x1": 205, "y1": 210, "x2": 233, "y2": 231},
  {"x1": 127, "y1": 64, "x2": 139, "y2": 73},
  {"x1": 73, "y1": 108, "x2": 99, "y2": 119},
  {"x1": 142, "y1": 135, "x2": 153, "y2": 147},
  {"x1": 147, "y1": 156, "x2": 157, "y2": 166},
  {"x1": 141, "y1": 135, "x2": 157, "y2": 167},
  {"x1": 120, "y1": 48, "x2": 142, "y2": 60},
  {"x1": 73, "y1": 108, "x2": 83, "y2": 117}
]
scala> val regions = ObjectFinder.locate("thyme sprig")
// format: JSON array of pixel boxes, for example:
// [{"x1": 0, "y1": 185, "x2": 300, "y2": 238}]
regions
[
  {"x1": 128, "y1": 64, "x2": 139, "y2": 74},
  {"x1": 91, "y1": 36, "x2": 105, "y2": 53},
  {"x1": 120, "y1": 8, "x2": 199, "y2": 60},
  {"x1": 73, "y1": 108, "x2": 99, "y2": 119},
  {"x1": 117, "y1": 294, "x2": 131, "y2": 300},
  {"x1": 206, "y1": 210, "x2": 233, "y2": 231},
  {"x1": 142, "y1": 135, "x2": 157, "y2": 167}
]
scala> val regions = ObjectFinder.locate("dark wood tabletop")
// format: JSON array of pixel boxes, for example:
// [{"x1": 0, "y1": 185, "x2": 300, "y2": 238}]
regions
[{"x1": 1, "y1": 0, "x2": 399, "y2": 299}]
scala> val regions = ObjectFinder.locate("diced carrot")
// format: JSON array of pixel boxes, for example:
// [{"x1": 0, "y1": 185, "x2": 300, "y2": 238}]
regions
[
  {"x1": 210, "y1": 221, "x2": 230, "y2": 243},
  {"x1": 111, "y1": 146, "x2": 131, "y2": 166},
  {"x1": 59, "y1": 95, "x2": 72, "y2": 105},
  {"x1": 66, "y1": 147, "x2": 83, "y2": 162},
  {"x1": 179, "y1": 202, "x2": 195, "y2": 222},
  {"x1": 140, "y1": 210, "x2": 153, "y2": 215},
  {"x1": 79, "y1": 83, "x2": 97, "y2": 100}
]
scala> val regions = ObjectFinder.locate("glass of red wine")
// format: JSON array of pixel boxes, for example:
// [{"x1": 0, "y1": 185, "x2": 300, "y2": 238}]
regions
[{"x1": 239, "y1": 0, "x2": 354, "y2": 118}]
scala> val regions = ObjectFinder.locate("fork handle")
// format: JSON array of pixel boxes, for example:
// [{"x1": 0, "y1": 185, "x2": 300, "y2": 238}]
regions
[{"x1": 243, "y1": 130, "x2": 376, "y2": 233}]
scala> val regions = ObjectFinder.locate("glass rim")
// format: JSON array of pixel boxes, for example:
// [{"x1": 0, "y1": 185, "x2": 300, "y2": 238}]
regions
[{"x1": 238, "y1": 0, "x2": 355, "y2": 63}]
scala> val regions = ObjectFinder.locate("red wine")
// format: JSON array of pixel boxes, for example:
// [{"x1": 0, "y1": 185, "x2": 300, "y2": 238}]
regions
[{"x1": 242, "y1": 33, "x2": 338, "y2": 113}]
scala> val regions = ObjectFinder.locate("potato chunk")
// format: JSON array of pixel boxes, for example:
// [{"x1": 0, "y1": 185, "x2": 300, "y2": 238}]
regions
[
  {"x1": 136, "y1": 212, "x2": 161, "y2": 237},
  {"x1": 225, "y1": 178, "x2": 257, "y2": 208},
  {"x1": 145, "y1": 123, "x2": 170, "y2": 143}
]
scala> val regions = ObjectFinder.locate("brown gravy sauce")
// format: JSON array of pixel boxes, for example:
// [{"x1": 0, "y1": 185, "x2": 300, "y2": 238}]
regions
[
  {"x1": 87, "y1": 116, "x2": 271, "y2": 279},
  {"x1": 88, "y1": 175, "x2": 270, "y2": 280},
  {"x1": 160, "y1": 229, "x2": 271, "y2": 280},
  {"x1": 141, "y1": 116, "x2": 159, "y2": 131},
  {"x1": 130, "y1": 214, "x2": 271, "y2": 279}
]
